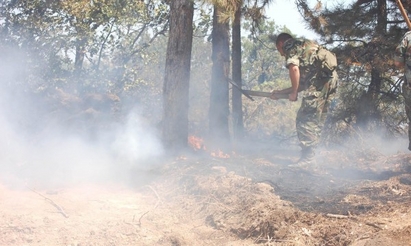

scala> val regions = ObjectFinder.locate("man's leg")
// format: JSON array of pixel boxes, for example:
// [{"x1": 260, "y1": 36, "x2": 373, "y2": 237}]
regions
[
  {"x1": 294, "y1": 75, "x2": 337, "y2": 166},
  {"x1": 295, "y1": 93, "x2": 322, "y2": 165}
]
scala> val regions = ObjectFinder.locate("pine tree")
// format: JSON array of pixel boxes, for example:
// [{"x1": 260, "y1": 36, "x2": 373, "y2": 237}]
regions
[{"x1": 296, "y1": 0, "x2": 407, "y2": 135}]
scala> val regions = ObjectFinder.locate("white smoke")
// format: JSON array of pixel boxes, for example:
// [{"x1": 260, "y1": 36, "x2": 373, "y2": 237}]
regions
[
  {"x1": 110, "y1": 111, "x2": 165, "y2": 167},
  {"x1": 0, "y1": 47, "x2": 165, "y2": 188}
]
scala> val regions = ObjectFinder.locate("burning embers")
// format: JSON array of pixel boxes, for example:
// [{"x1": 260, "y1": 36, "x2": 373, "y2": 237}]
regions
[
  {"x1": 188, "y1": 135, "x2": 205, "y2": 151},
  {"x1": 188, "y1": 135, "x2": 231, "y2": 158}
]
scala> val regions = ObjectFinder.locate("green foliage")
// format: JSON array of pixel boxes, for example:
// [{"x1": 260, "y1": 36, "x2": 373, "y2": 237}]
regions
[
  {"x1": 0, "y1": 0, "x2": 171, "y2": 140},
  {"x1": 241, "y1": 19, "x2": 289, "y2": 87},
  {"x1": 7, "y1": 0, "x2": 405, "y2": 146},
  {"x1": 193, "y1": 5, "x2": 213, "y2": 38},
  {"x1": 1, "y1": 0, "x2": 169, "y2": 90}
]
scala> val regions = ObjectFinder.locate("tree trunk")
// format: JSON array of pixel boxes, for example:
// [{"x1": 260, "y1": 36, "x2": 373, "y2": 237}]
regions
[
  {"x1": 376, "y1": 0, "x2": 387, "y2": 33},
  {"x1": 357, "y1": 0, "x2": 386, "y2": 128},
  {"x1": 72, "y1": 36, "x2": 87, "y2": 93},
  {"x1": 231, "y1": 6, "x2": 244, "y2": 140},
  {"x1": 209, "y1": 5, "x2": 230, "y2": 144},
  {"x1": 162, "y1": 0, "x2": 194, "y2": 152},
  {"x1": 357, "y1": 69, "x2": 382, "y2": 128},
  {"x1": 74, "y1": 37, "x2": 87, "y2": 74}
]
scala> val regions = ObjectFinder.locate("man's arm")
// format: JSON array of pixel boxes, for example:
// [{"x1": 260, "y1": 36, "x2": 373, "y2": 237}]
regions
[
  {"x1": 288, "y1": 64, "x2": 300, "y2": 101},
  {"x1": 270, "y1": 64, "x2": 302, "y2": 101}
]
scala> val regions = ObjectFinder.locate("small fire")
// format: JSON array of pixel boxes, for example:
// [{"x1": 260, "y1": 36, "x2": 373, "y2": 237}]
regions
[
  {"x1": 210, "y1": 149, "x2": 230, "y2": 158},
  {"x1": 188, "y1": 135, "x2": 232, "y2": 158},
  {"x1": 188, "y1": 135, "x2": 205, "y2": 151}
]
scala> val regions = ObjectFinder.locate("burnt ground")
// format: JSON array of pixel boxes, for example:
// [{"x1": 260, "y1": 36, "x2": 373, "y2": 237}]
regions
[{"x1": 1, "y1": 140, "x2": 411, "y2": 246}]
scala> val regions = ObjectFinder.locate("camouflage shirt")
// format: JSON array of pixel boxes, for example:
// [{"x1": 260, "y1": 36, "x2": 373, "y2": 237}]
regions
[
  {"x1": 283, "y1": 38, "x2": 319, "y2": 68},
  {"x1": 282, "y1": 38, "x2": 320, "y2": 82},
  {"x1": 394, "y1": 31, "x2": 411, "y2": 83}
]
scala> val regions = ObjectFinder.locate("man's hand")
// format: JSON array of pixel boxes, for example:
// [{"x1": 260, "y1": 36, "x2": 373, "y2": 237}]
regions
[
  {"x1": 270, "y1": 94, "x2": 280, "y2": 100},
  {"x1": 289, "y1": 91, "x2": 298, "y2": 101},
  {"x1": 394, "y1": 60, "x2": 404, "y2": 69},
  {"x1": 269, "y1": 90, "x2": 280, "y2": 100}
]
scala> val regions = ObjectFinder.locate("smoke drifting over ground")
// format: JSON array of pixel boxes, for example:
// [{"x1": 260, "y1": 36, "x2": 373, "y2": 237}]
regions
[{"x1": 0, "y1": 48, "x2": 164, "y2": 188}]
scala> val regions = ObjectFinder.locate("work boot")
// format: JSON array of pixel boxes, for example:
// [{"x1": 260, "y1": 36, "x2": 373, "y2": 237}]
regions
[
  {"x1": 288, "y1": 147, "x2": 315, "y2": 169},
  {"x1": 300, "y1": 147, "x2": 315, "y2": 161}
]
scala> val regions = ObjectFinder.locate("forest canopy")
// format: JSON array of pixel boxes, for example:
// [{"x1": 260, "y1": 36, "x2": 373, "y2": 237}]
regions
[{"x1": 0, "y1": 0, "x2": 409, "y2": 149}]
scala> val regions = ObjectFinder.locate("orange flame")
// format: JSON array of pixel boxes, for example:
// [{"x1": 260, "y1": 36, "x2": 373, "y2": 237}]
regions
[
  {"x1": 211, "y1": 149, "x2": 230, "y2": 158},
  {"x1": 188, "y1": 135, "x2": 205, "y2": 151},
  {"x1": 188, "y1": 135, "x2": 232, "y2": 158}
]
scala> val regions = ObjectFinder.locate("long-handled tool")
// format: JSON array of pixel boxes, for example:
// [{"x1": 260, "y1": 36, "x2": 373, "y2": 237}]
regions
[
  {"x1": 228, "y1": 78, "x2": 255, "y2": 101},
  {"x1": 228, "y1": 78, "x2": 289, "y2": 100},
  {"x1": 241, "y1": 90, "x2": 289, "y2": 99},
  {"x1": 396, "y1": 0, "x2": 411, "y2": 30}
]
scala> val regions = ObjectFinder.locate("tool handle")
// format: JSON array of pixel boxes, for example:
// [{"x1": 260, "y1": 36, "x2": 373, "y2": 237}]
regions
[{"x1": 396, "y1": 0, "x2": 411, "y2": 30}]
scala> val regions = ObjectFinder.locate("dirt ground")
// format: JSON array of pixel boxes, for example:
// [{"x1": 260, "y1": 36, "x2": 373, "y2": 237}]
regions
[{"x1": 1, "y1": 140, "x2": 411, "y2": 246}]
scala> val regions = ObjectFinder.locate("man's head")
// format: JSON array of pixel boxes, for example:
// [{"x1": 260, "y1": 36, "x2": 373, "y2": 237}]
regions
[{"x1": 275, "y1": 33, "x2": 293, "y2": 56}]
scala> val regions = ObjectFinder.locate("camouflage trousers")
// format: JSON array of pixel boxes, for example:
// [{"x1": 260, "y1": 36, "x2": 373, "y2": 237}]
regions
[
  {"x1": 402, "y1": 82, "x2": 411, "y2": 150},
  {"x1": 296, "y1": 70, "x2": 338, "y2": 149}
]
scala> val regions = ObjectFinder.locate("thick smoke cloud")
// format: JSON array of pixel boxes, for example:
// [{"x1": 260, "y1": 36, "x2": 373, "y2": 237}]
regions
[{"x1": 0, "y1": 46, "x2": 164, "y2": 188}]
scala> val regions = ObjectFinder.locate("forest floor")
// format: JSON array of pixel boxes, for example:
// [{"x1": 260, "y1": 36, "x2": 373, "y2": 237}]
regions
[{"x1": 1, "y1": 139, "x2": 411, "y2": 246}]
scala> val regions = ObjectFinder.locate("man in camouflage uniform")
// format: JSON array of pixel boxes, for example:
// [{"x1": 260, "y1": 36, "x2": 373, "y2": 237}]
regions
[
  {"x1": 271, "y1": 33, "x2": 338, "y2": 167},
  {"x1": 394, "y1": 31, "x2": 411, "y2": 151}
]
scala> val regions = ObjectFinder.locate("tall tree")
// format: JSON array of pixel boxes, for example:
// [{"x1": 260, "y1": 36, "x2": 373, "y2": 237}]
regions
[
  {"x1": 162, "y1": 0, "x2": 194, "y2": 151},
  {"x1": 354, "y1": 0, "x2": 387, "y2": 127},
  {"x1": 231, "y1": 0, "x2": 273, "y2": 140},
  {"x1": 241, "y1": 19, "x2": 289, "y2": 87},
  {"x1": 209, "y1": 0, "x2": 275, "y2": 142},
  {"x1": 231, "y1": 2, "x2": 244, "y2": 140},
  {"x1": 209, "y1": 3, "x2": 231, "y2": 143}
]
